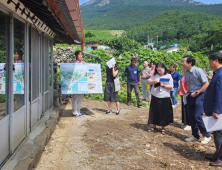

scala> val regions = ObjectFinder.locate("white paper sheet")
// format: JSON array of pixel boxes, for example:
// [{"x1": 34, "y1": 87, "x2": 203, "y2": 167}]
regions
[
  {"x1": 106, "y1": 57, "x2": 116, "y2": 69},
  {"x1": 203, "y1": 115, "x2": 222, "y2": 132},
  {"x1": 183, "y1": 93, "x2": 190, "y2": 105}
]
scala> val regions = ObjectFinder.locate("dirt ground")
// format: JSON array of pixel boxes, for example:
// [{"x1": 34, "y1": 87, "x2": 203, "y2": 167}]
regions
[{"x1": 35, "y1": 98, "x2": 221, "y2": 170}]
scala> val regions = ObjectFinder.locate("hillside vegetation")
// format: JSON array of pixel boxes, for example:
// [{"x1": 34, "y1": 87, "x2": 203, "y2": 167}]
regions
[
  {"x1": 84, "y1": 30, "x2": 124, "y2": 41},
  {"x1": 127, "y1": 10, "x2": 221, "y2": 45},
  {"x1": 80, "y1": 0, "x2": 222, "y2": 30},
  {"x1": 81, "y1": 46, "x2": 210, "y2": 105}
]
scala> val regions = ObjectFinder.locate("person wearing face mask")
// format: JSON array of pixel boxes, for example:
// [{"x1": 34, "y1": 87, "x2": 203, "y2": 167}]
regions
[
  {"x1": 147, "y1": 62, "x2": 174, "y2": 135},
  {"x1": 72, "y1": 51, "x2": 86, "y2": 118}
]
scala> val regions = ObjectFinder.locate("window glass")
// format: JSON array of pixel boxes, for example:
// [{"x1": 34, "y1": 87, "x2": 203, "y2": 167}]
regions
[
  {"x1": 0, "y1": 11, "x2": 9, "y2": 120},
  {"x1": 13, "y1": 18, "x2": 25, "y2": 111}
]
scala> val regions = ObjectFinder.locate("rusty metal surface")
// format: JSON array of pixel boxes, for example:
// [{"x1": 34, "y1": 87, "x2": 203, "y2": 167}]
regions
[
  {"x1": 47, "y1": 0, "x2": 77, "y2": 41},
  {"x1": 65, "y1": 0, "x2": 85, "y2": 45}
]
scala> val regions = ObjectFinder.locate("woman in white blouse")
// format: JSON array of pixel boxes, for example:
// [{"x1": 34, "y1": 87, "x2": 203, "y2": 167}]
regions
[{"x1": 148, "y1": 62, "x2": 174, "y2": 135}]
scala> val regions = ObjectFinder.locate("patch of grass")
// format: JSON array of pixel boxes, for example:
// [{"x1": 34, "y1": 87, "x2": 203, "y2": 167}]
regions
[
  {"x1": 84, "y1": 30, "x2": 123, "y2": 41},
  {"x1": 88, "y1": 155, "x2": 96, "y2": 162}
]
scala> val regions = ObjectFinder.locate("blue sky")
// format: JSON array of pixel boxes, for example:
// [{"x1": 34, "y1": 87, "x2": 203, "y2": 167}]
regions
[
  {"x1": 79, "y1": 0, "x2": 221, "y2": 5},
  {"x1": 198, "y1": 0, "x2": 221, "y2": 4}
]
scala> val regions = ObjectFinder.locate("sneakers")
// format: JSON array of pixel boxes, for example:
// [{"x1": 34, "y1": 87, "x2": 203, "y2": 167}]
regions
[
  {"x1": 184, "y1": 125, "x2": 191, "y2": 131},
  {"x1": 185, "y1": 135, "x2": 212, "y2": 144},
  {"x1": 201, "y1": 136, "x2": 211, "y2": 144},
  {"x1": 75, "y1": 114, "x2": 84, "y2": 118},
  {"x1": 73, "y1": 111, "x2": 78, "y2": 116},
  {"x1": 116, "y1": 110, "x2": 120, "y2": 115},
  {"x1": 78, "y1": 112, "x2": 85, "y2": 117},
  {"x1": 185, "y1": 135, "x2": 200, "y2": 142},
  {"x1": 106, "y1": 109, "x2": 112, "y2": 114},
  {"x1": 73, "y1": 111, "x2": 85, "y2": 118},
  {"x1": 172, "y1": 103, "x2": 178, "y2": 108}
]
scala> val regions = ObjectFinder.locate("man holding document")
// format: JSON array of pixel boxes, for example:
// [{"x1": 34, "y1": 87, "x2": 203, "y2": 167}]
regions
[{"x1": 203, "y1": 52, "x2": 222, "y2": 167}]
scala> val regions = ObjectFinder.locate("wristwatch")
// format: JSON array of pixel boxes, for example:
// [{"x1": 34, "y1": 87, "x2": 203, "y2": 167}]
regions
[{"x1": 196, "y1": 91, "x2": 199, "y2": 95}]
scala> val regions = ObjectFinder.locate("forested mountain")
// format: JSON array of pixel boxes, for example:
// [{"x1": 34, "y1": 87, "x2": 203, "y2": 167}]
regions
[
  {"x1": 80, "y1": 0, "x2": 222, "y2": 30},
  {"x1": 127, "y1": 10, "x2": 221, "y2": 45}
]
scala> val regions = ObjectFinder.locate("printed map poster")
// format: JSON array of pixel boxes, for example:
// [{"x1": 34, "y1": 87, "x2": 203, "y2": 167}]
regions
[
  {"x1": 0, "y1": 63, "x2": 24, "y2": 94},
  {"x1": 0, "y1": 63, "x2": 5, "y2": 94},
  {"x1": 60, "y1": 63, "x2": 103, "y2": 94},
  {"x1": 14, "y1": 63, "x2": 24, "y2": 94}
]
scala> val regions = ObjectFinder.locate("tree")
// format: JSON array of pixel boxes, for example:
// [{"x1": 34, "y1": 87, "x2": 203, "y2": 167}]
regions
[
  {"x1": 192, "y1": 21, "x2": 222, "y2": 54},
  {"x1": 105, "y1": 37, "x2": 142, "y2": 56},
  {"x1": 85, "y1": 32, "x2": 96, "y2": 38}
]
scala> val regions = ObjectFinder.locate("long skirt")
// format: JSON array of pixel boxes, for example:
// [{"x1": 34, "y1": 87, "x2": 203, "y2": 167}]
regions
[
  {"x1": 181, "y1": 96, "x2": 190, "y2": 126},
  {"x1": 148, "y1": 95, "x2": 173, "y2": 126}
]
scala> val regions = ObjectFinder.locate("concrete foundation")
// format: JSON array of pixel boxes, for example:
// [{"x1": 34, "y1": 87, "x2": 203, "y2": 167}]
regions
[{"x1": 1, "y1": 107, "x2": 60, "y2": 170}]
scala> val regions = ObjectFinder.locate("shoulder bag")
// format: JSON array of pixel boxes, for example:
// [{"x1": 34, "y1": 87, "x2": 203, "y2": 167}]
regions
[{"x1": 114, "y1": 73, "x2": 121, "y2": 92}]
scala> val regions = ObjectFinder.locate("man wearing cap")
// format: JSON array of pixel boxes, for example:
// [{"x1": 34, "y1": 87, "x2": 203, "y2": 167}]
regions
[{"x1": 140, "y1": 61, "x2": 151, "y2": 102}]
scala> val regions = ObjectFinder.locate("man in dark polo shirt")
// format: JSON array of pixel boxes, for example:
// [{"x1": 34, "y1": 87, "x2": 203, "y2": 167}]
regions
[{"x1": 122, "y1": 58, "x2": 142, "y2": 107}]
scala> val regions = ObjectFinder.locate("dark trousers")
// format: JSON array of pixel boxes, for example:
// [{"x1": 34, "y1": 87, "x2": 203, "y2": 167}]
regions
[
  {"x1": 187, "y1": 92, "x2": 210, "y2": 139},
  {"x1": 181, "y1": 97, "x2": 190, "y2": 126},
  {"x1": 127, "y1": 83, "x2": 140, "y2": 104},
  {"x1": 213, "y1": 130, "x2": 222, "y2": 159}
]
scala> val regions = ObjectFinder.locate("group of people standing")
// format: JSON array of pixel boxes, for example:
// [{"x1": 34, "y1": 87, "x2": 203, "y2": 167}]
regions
[
  {"x1": 72, "y1": 50, "x2": 222, "y2": 167},
  {"x1": 147, "y1": 53, "x2": 222, "y2": 167}
]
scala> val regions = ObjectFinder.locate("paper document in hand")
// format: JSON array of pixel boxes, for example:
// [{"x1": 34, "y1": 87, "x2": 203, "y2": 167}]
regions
[
  {"x1": 160, "y1": 78, "x2": 170, "y2": 82},
  {"x1": 203, "y1": 115, "x2": 222, "y2": 132},
  {"x1": 106, "y1": 57, "x2": 116, "y2": 69},
  {"x1": 159, "y1": 78, "x2": 170, "y2": 91}
]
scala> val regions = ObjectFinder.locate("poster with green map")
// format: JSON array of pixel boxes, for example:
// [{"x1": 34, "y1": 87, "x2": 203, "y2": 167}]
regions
[
  {"x1": 0, "y1": 63, "x2": 24, "y2": 94},
  {"x1": 60, "y1": 63, "x2": 103, "y2": 94}
]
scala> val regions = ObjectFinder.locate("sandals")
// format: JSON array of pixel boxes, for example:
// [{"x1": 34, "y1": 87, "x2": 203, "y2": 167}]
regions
[
  {"x1": 161, "y1": 128, "x2": 166, "y2": 135},
  {"x1": 148, "y1": 127, "x2": 156, "y2": 132}
]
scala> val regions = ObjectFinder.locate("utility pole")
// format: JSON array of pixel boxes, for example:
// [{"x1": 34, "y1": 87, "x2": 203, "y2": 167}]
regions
[
  {"x1": 157, "y1": 35, "x2": 159, "y2": 45},
  {"x1": 133, "y1": 36, "x2": 134, "y2": 43},
  {"x1": 147, "y1": 36, "x2": 149, "y2": 45}
]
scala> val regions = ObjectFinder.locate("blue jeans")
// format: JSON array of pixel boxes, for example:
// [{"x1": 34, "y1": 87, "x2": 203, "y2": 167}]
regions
[
  {"x1": 170, "y1": 88, "x2": 178, "y2": 105},
  {"x1": 187, "y1": 92, "x2": 210, "y2": 139}
]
